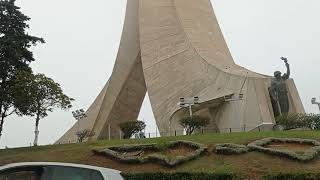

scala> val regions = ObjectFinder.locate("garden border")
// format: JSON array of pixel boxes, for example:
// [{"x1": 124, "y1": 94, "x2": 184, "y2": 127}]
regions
[
  {"x1": 214, "y1": 143, "x2": 249, "y2": 155},
  {"x1": 248, "y1": 137, "x2": 320, "y2": 161},
  {"x1": 92, "y1": 140, "x2": 207, "y2": 167}
]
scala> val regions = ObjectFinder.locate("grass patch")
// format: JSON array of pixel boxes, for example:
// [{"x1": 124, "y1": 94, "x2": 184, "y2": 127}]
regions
[{"x1": 2, "y1": 131, "x2": 320, "y2": 179}]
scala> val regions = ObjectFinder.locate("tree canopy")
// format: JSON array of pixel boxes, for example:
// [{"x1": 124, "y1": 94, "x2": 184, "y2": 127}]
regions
[
  {"x1": 179, "y1": 116, "x2": 210, "y2": 135},
  {"x1": 118, "y1": 120, "x2": 146, "y2": 139},
  {"x1": 0, "y1": 0, "x2": 44, "y2": 137},
  {"x1": 25, "y1": 74, "x2": 73, "y2": 119},
  {"x1": 15, "y1": 73, "x2": 73, "y2": 145}
]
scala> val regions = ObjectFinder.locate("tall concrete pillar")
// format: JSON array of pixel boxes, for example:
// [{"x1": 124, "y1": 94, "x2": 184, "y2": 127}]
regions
[{"x1": 57, "y1": 0, "x2": 304, "y2": 143}]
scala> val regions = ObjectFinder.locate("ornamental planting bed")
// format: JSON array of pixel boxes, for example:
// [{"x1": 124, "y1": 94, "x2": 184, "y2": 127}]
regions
[
  {"x1": 92, "y1": 140, "x2": 207, "y2": 167},
  {"x1": 248, "y1": 137, "x2": 320, "y2": 162},
  {"x1": 214, "y1": 143, "x2": 249, "y2": 155}
]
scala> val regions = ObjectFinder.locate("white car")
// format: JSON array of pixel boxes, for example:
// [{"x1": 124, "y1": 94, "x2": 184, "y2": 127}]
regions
[{"x1": 0, "y1": 162, "x2": 124, "y2": 180}]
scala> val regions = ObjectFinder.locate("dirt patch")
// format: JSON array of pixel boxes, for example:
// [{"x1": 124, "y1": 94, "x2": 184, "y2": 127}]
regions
[
  {"x1": 164, "y1": 144, "x2": 195, "y2": 157},
  {"x1": 117, "y1": 144, "x2": 197, "y2": 158},
  {"x1": 265, "y1": 142, "x2": 314, "y2": 152},
  {"x1": 121, "y1": 151, "x2": 144, "y2": 157},
  {"x1": 115, "y1": 149, "x2": 159, "y2": 158},
  {"x1": 84, "y1": 152, "x2": 170, "y2": 173},
  {"x1": 115, "y1": 144, "x2": 196, "y2": 158}
]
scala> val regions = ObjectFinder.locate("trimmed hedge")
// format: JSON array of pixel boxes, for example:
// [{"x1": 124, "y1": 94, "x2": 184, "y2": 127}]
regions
[
  {"x1": 121, "y1": 172, "x2": 239, "y2": 180},
  {"x1": 263, "y1": 172, "x2": 320, "y2": 180},
  {"x1": 92, "y1": 144, "x2": 158, "y2": 164},
  {"x1": 92, "y1": 140, "x2": 207, "y2": 167},
  {"x1": 122, "y1": 172, "x2": 320, "y2": 180},
  {"x1": 214, "y1": 143, "x2": 249, "y2": 155},
  {"x1": 275, "y1": 113, "x2": 320, "y2": 130},
  {"x1": 248, "y1": 137, "x2": 320, "y2": 161}
]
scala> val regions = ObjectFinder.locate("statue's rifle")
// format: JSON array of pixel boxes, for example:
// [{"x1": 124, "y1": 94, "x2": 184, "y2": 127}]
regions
[{"x1": 275, "y1": 92, "x2": 282, "y2": 115}]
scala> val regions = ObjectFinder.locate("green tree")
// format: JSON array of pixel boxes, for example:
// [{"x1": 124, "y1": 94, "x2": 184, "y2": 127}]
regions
[
  {"x1": 76, "y1": 129, "x2": 95, "y2": 143},
  {"x1": 275, "y1": 113, "x2": 305, "y2": 130},
  {"x1": 275, "y1": 113, "x2": 320, "y2": 130},
  {"x1": 179, "y1": 116, "x2": 210, "y2": 135},
  {"x1": 0, "y1": 0, "x2": 44, "y2": 138},
  {"x1": 309, "y1": 114, "x2": 320, "y2": 130},
  {"x1": 17, "y1": 74, "x2": 73, "y2": 146},
  {"x1": 118, "y1": 120, "x2": 146, "y2": 139}
]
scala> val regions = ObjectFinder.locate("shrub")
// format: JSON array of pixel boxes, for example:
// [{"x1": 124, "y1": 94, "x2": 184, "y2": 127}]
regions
[
  {"x1": 248, "y1": 137, "x2": 320, "y2": 162},
  {"x1": 92, "y1": 144, "x2": 157, "y2": 164},
  {"x1": 275, "y1": 113, "x2": 320, "y2": 130},
  {"x1": 276, "y1": 113, "x2": 306, "y2": 130},
  {"x1": 215, "y1": 143, "x2": 249, "y2": 155},
  {"x1": 76, "y1": 129, "x2": 95, "y2": 142},
  {"x1": 92, "y1": 140, "x2": 207, "y2": 167},
  {"x1": 179, "y1": 116, "x2": 210, "y2": 135},
  {"x1": 306, "y1": 114, "x2": 320, "y2": 130},
  {"x1": 121, "y1": 172, "x2": 239, "y2": 180},
  {"x1": 118, "y1": 120, "x2": 146, "y2": 139}
]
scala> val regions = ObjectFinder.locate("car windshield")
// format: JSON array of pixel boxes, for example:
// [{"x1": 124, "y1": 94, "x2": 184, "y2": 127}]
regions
[
  {"x1": 44, "y1": 166, "x2": 104, "y2": 180},
  {"x1": 0, "y1": 165, "x2": 104, "y2": 180},
  {"x1": 0, "y1": 166, "x2": 44, "y2": 180}
]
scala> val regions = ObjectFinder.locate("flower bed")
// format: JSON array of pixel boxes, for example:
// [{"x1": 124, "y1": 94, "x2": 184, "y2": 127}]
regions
[
  {"x1": 92, "y1": 140, "x2": 207, "y2": 167},
  {"x1": 248, "y1": 137, "x2": 320, "y2": 161},
  {"x1": 214, "y1": 143, "x2": 249, "y2": 155}
]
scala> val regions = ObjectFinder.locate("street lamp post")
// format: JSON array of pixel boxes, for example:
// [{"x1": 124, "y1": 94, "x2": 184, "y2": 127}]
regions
[
  {"x1": 311, "y1": 98, "x2": 320, "y2": 112},
  {"x1": 178, "y1": 96, "x2": 200, "y2": 118},
  {"x1": 176, "y1": 97, "x2": 199, "y2": 135},
  {"x1": 72, "y1": 109, "x2": 87, "y2": 142}
]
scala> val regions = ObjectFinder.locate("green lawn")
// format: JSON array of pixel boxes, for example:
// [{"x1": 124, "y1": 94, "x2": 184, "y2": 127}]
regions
[{"x1": 1, "y1": 131, "x2": 320, "y2": 179}]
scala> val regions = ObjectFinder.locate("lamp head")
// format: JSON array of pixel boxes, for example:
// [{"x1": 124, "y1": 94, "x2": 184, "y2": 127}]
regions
[
  {"x1": 224, "y1": 95, "x2": 232, "y2": 101},
  {"x1": 193, "y1": 96, "x2": 199, "y2": 104},
  {"x1": 312, "y1": 98, "x2": 317, "y2": 104}
]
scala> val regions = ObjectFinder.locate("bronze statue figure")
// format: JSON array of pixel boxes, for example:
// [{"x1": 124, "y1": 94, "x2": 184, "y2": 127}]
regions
[{"x1": 269, "y1": 57, "x2": 290, "y2": 117}]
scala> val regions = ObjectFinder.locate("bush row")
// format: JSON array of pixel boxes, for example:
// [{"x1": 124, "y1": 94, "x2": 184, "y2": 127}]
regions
[
  {"x1": 247, "y1": 137, "x2": 320, "y2": 162},
  {"x1": 121, "y1": 172, "x2": 320, "y2": 180},
  {"x1": 121, "y1": 172, "x2": 239, "y2": 180},
  {"x1": 276, "y1": 113, "x2": 320, "y2": 130}
]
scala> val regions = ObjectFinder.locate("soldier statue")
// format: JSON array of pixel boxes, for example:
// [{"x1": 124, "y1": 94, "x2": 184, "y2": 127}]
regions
[{"x1": 269, "y1": 57, "x2": 290, "y2": 117}]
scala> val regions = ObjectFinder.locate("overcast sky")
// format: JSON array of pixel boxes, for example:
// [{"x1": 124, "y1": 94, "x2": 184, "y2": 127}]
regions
[{"x1": 1, "y1": 0, "x2": 319, "y2": 148}]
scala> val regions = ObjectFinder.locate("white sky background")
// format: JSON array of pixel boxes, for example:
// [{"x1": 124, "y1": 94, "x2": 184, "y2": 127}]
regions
[{"x1": 1, "y1": 0, "x2": 319, "y2": 148}]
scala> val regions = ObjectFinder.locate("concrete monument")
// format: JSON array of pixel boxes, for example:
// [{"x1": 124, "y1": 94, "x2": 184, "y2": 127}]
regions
[{"x1": 56, "y1": 0, "x2": 304, "y2": 143}]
